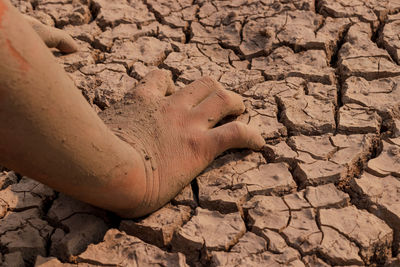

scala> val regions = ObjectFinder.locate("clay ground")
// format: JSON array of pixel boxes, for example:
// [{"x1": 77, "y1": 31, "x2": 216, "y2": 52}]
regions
[{"x1": 2, "y1": 0, "x2": 400, "y2": 266}]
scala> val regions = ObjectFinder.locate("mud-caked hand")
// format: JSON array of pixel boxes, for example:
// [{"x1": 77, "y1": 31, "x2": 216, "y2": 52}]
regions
[{"x1": 100, "y1": 70, "x2": 265, "y2": 217}]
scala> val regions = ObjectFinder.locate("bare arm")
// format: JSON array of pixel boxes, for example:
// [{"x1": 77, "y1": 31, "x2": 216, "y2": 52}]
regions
[
  {"x1": 0, "y1": 0, "x2": 264, "y2": 218},
  {"x1": 0, "y1": 0, "x2": 147, "y2": 214}
]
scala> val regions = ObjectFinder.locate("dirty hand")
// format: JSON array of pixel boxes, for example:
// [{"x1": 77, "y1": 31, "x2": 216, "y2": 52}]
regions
[
  {"x1": 100, "y1": 70, "x2": 265, "y2": 217},
  {"x1": 23, "y1": 14, "x2": 78, "y2": 53}
]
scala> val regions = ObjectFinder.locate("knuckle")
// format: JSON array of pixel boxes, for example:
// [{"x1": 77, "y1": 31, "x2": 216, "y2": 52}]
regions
[
  {"x1": 146, "y1": 69, "x2": 167, "y2": 79},
  {"x1": 158, "y1": 69, "x2": 172, "y2": 79},
  {"x1": 215, "y1": 131, "x2": 228, "y2": 150},
  {"x1": 200, "y1": 76, "x2": 215, "y2": 85},
  {"x1": 46, "y1": 33, "x2": 58, "y2": 47},
  {"x1": 199, "y1": 76, "x2": 224, "y2": 91},
  {"x1": 215, "y1": 89, "x2": 233, "y2": 106},
  {"x1": 230, "y1": 121, "x2": 247, "y2": 140},
  {"x1": 163, "y1": 70, "x2": 173, "y2": 82},
  {"x1": 186, "y1": 134, "x2": 204, "y2": 156}
]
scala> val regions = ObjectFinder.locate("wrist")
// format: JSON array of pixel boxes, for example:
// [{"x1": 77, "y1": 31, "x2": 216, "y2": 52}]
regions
[{"x1": 108, "y1": 129, "x2": 161, "y2": 218}]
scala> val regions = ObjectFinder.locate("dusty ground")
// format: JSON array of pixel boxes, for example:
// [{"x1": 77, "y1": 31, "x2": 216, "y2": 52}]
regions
[{"x1": 3, "y1": 0, "x2": 400, "y2": 266}]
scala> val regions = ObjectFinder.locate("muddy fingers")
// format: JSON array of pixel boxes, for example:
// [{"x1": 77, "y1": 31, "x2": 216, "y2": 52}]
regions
[
  {"x1": 192, "y1": 89, "x2": 245, "y2": 128},
  {"x1": 209, "y1": 121, "x2": 265, "y2": 154},
  {"x1": 172, "y1": 76, "x2": 224, "y2": 108}
]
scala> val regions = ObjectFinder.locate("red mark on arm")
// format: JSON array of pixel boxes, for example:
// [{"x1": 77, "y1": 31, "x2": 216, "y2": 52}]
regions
[
  {"x1": 0, "y1": 1, "x2": 29, "y2": 72},
  {"x1": 0, "y1": 0, "x2": 7, "y2": 28},
  {"x1": 6, "y1": 39, "x2": 30, "y2": 71}
]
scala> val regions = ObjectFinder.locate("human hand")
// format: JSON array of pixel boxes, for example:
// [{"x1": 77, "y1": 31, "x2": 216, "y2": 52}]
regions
[
  {"x1": 23, "y1": 14, "x2": 78, "y2": 53},
  {"x1": 99, "y1": 70, "x2": 265, "y2": 217}
]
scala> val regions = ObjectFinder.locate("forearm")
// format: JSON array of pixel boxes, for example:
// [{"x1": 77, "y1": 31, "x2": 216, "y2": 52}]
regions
[{"x1": 0, "y1": 0, "x2": 147, "y2": 216}]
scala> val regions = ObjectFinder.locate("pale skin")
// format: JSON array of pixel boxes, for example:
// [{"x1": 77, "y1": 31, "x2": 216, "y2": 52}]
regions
[{"x1": 0, "y1": 0, "x2": 265, "y2": 218}]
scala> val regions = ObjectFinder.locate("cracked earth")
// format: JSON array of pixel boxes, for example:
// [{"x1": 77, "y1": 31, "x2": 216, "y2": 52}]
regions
[{"x1": 3, "y1": 0, "x2": 400, "y2": 266}]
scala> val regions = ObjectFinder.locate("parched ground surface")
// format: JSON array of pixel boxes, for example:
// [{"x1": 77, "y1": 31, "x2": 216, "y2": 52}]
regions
[{"x1": 3, "y1": 0, "x2": 400, "y2": 266}]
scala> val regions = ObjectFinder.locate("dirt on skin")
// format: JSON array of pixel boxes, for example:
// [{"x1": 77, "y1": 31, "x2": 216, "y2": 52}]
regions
[{"x1": 2, "y1": 0, "x2": 400, "y2": 266}]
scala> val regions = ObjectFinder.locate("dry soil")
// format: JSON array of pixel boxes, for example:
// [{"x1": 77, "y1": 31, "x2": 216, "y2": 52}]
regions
[{"x1": 3, "y1": 0, "x2": 400, "y2": 266}]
